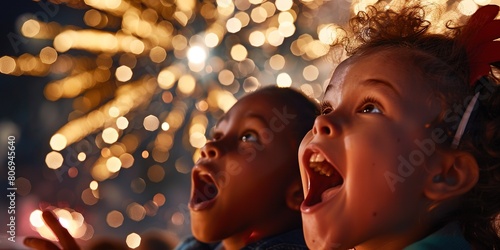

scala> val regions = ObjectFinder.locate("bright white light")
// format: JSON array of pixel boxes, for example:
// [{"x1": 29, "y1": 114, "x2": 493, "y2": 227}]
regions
[{"x1": 187, "y1": 46, "x2": 207, "y2": 64}]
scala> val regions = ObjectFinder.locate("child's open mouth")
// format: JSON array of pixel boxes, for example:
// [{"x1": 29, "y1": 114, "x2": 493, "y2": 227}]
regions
[
  {"x1": 302, "y1": 150, "x2": 344, "y2": 209},
  {"x1": 189, "y1": 170, "x2": 219, "y2": 211}
]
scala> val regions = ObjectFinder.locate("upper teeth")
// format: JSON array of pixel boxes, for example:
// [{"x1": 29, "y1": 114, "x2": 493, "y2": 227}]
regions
[{"x1": 309, "y1": 152, "x2": 332, "y2": 177}]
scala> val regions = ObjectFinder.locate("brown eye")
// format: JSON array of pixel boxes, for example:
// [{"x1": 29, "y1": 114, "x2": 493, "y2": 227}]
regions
[
  {"x1": 360, "y1": 104, "x2": 381, "y2": 114},
  {"x1": 359, "y1": 97, "x2": 383, "y2": 114},
  {"x1": 241, "y1": 131, "x2": 259, "y2": 142}
]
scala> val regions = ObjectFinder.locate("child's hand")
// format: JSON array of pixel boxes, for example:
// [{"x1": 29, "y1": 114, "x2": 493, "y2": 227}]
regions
[{"x1": 23, "y1": 210, "x2": 81, "y2": 250}]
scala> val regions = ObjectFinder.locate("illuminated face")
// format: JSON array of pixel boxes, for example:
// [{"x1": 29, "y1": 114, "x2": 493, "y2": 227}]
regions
[
  {"x1": 189, "y1": 91, "x2": 301, "y2": 244},
  {"x1": 299, "y1": 50, "x2": 442, "y2": 249}
]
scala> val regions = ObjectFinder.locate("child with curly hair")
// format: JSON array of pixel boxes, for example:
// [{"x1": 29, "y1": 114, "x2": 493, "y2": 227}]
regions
[{"x1": 298, "y1": 3, "x2": 500, "y2": 249}]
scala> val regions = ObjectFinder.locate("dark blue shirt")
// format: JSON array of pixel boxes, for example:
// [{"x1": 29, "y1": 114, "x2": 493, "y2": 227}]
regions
[{"x1": 175, "y1": 229, "x2": 307, "y2": 250}]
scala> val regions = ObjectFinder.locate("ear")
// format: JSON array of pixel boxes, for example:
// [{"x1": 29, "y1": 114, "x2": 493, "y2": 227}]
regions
[
  {"x1": 424, "y1": 151, "x2": 479, "y2": 201},
  {"x1": 285, "y1": 179, "x2": 304, "y2": 211}
]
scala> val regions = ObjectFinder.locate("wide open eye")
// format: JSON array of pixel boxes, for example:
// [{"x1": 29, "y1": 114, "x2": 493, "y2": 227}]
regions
[
  {"x1": 241, "y1": 131, "x2": 259, "y2": 143},
  {"x1": 359, "y1": 97, "x2": 382, "y2": 114},
  {"x1": 360, "y1": 103, "x2": 382, "y2": 114}
]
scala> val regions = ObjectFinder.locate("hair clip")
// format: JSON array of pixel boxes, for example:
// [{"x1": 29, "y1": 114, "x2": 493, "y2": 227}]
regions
[{"x1": 451, "y1": 92, "x2": 480, "y2": 149}]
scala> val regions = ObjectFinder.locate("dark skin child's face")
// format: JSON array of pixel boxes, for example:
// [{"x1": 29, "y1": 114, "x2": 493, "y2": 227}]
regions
[{"x1": 189, "y1": 91, "x2": 303, "y2": 249}]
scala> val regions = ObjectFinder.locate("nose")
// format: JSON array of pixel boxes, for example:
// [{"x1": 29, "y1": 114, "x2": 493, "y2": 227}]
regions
[
  {"x1": 312, "y1": 115, "x2": 337, "y2": 136},
  {"x1": 200, "y1": 141, "x2": 221, "y2": 159}
]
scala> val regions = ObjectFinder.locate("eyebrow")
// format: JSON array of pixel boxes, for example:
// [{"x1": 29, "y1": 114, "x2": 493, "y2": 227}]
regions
[{"x1": 325, "y1": 78, "x2": 400, "y2": 97}]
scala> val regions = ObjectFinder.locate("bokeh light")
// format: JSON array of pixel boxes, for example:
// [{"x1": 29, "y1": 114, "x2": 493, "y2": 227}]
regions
[{"x1": 0, "y1": 0, "x2": 485, "y2": 246}]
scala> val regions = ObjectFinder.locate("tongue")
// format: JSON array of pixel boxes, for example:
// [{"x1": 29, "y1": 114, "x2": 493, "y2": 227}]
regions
[{"x1": 303, "y1": 163, "x2": 343, "y2": 207}]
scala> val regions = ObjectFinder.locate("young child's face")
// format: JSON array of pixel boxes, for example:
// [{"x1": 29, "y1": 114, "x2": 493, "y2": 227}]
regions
[
  {"x1": 189, "y1": 91, "x2": 300, "y2": 242},
  {"x1": 299, "y1": 50, "x2": 442, "y2": 249}
]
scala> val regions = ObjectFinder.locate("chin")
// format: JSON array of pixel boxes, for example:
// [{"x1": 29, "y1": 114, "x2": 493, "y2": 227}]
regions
[{"x1": 302, "y1": 219, "x2": 351, "y2": 250}]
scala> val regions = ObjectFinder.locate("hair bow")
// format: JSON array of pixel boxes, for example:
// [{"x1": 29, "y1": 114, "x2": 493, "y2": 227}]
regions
[
  {"x1": 452, "y1": 5, "x2": 500, "y2": 149},
  {"x1": 459, "y1": 4, "x2": 500, "y2": 85}
]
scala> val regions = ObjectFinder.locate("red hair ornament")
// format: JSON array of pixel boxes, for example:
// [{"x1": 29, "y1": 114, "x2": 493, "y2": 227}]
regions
[{"x1": 452, "y1": 5, "x2": 500, "y2": 149}]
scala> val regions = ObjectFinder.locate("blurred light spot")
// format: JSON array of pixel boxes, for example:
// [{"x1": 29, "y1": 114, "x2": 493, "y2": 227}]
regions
[
  {"x1": 30, "y1": 210, "x2": 44, "y2": 227},
  {"x1": 235, "y1": 11, "x2": 250, "y2": 27},
  {"x1": 249, "y1": 0, "x2": 264, "y2": 4},
  {"x1": 21, "y1": 19, "x2": 40, "y2": 38},
  {"x1": 115, "y1": 65, "x2": 133, "y2": 82},
  {"x1": 116, "y1": 116, "x2": 129, "y2": 130},
  {"x1": 458, "y1": 0, "x2": 478, "y2": 15},
  {"x1": 106, "y1": 156, "x2": 122, "y2": 173},
  {"x1": 147, "y1": 165, "x2": 165, "y2": 183},
  {"x1": 131, "y1": 178, "x2": 146, "y2": 193},
  {"x1": 269, "y1": 54, "x2": 285, "y2": 70},
  {"x1": 249, "y1": 31, "x2": 265, "y2": 47},
  {"x1": 474, "y1": 0, "x2": 490, "y2": 5},
  {"x1": 231, "y1": 44, "x2": 247, "y2": 61},
  {"x1": 68, "y1": 167, "x2": 78, "y2": 178},
  {"x1": 149, "y1": 46, "x2": 167, "y2": 63},
  {"x1": 267, "y1": 28, "x2": 284, "y2": 46},
  {"x1": 126, "y1": 233, "x2": 141, "y2": 249},
  {"x1": 40, "y1": 47, "x2": 58, "y2": 64},
  {"x1": 106, "y1": 210, "x2": 124, "y2": 228},
  {"x1": 226, "y1": 17, "x2": 242, "y2": 33},
  {"x1": 243, "y1": 77, "x2": 260, "y2": 92},
  {"x1": 46, "y1": 151, "x2": 64, "y2": 169},
  {"x1": 143, "y1": 115, "x2": 160, "y2": 131},
  {"x1": 187, "y1": 46, "x2": 207, "y2": 64},
  {"x1": 108, "y1": 106, "x2": 120, "y2": 117},
  {"x1": 196, "y1": 100, "x2": 209, "y2": 111},
  {"x1": 250, "y1": 6, "x2": 267, "y2": 23},
  {"x1": 204, "y1": 33, "x2": 219, "y2": 48},
  {"x1": 50, "y1": 134, "x2": 67, "y2": 151},
  {"x1": 119, "y1": 153, "x2": 134, "y2": 168},
  {"x1": 171, "y1": 212, "x2": 185, "y2": 225},
  {"x1": 0, "y1": 56, "x2": 16, "y2": 74},
  {"x1": 101, "y1": 148, "x2": 111, "y2": 158},
  {"x1": 278, "y1": 22, "x2": 295, "y2": 37},
  {"x1": 161, "y1": 122, "x2": 170, "y2": 131},
  {"x1": 102, "y1": 128, "x2": 119, "y2": 144},
  {"x1": 261, "y1": 2, "x2": 276, "y2": 17},
  {"x1": 153, "y1": 193, "x2": 166, "y2": 206},
  {"x1": 157, "y1": 69, "x2": 176, "y2": 90},
  {"x1": 82, "y1": 188, "x2": 98, "y2": 205},
  {"x1": 130, "y1": 40, "x2": 145, "y2": 54},
  {"x1": 15, "y1": 177, "x2": 31, "y2": 196},
  {"x1": 277, "y1": 73, "x2": 292, "y2": 87},
  {"x1": 276, "y1": 0, "x2": 293, "y2": 11},
  {"x1": 189, "y1": 132, "x2": 207, "y2": 149},
  {"x1": 90, "y1": 180, "x2": 98, "y2": 190},
  {"x1": 162, "y1": 91, "x2": 173, "y2": 103},
  {"x1": 218, "y1": 69, "x2": 235, "y2": 85},
  {"x1": 127, "y1": 202, "x2": 146, "y2": 221},
  {"x1": 303, "y1": 65, "x2": 319, "y2": 81},
  {"x1": 178, "y1": 74, "x2": 196, "y2": 95},
  {"x1": 77, "y1": 152, "x2": 86, "y2": 162},
  {"x1": 172, "y1": 35, "x2": 188, "y2": 50}
]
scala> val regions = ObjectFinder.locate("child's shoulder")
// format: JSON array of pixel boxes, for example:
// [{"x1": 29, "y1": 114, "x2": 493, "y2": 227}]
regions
[{"x1": 174, "y1": 236, "x2": 220, "y2": 250}]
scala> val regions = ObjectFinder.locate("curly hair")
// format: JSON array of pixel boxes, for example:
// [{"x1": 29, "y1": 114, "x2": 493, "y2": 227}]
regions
[{"x1": 333, "y1": 3, "x2": 500, "y2": 249}]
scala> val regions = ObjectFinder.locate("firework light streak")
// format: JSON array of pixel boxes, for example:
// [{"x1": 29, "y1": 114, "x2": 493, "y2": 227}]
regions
[{"x1": 0, "y1": 0, "x2": 493, "y2": 244}]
